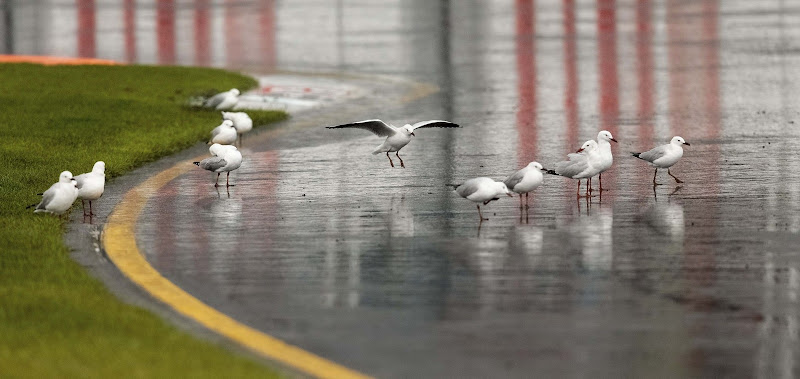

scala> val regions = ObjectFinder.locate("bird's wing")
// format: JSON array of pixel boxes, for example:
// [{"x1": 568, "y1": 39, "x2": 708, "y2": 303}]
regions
[
  {"x1": 455, "y1": 179, "x2": 482, "y2": 198},
  {"x1": 198, "y1": 157, "x2": 227, "y2": 172},
  {"x1": 74, "y1": 173, "x2": 89, "y2": 189},
  {"x1": 638, "y1": 144, "x2": 668, "y2": 162},
  {"x1": 37, "y1": 186, "x2": 57, "y2": 210},
  {"x1": 555, "y1": 155, "x2": 589, "y2": 178},
  {"x1": 204, "y1": 92, "x2": 226, "y2": 108},
  {"x1": 325, "y1": 119, "x2": 397, "y2": 137},
  {"x1": 503, "y1": 169, "x2": 526, "y2": 190},
  {"x1": 410, "y1": 120, "x2": 460, "y2": 131},
  {"x1": 210, "y1": 125, "x2": 224, "y2": 138}
]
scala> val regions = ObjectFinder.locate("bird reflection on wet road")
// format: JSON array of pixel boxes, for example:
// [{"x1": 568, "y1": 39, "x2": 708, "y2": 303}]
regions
[{"x1": 20, "y1": 0, "x2": 800, "y2": 377}]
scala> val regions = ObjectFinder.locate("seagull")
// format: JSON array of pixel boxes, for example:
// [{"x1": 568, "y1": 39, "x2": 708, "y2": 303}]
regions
[
  {"x1": 204, "y1": 88, "x2": 240, "y2": 110},
  {"x1": 325, "y1": 119, "x2": 459, "y2": 168},
  {"x1": 452, "y1": 177, "x2": 513, "y2": 221},
  {"x1": 194, "y1": 144, "x2": 243, "y2": 187},
  {"x1": 595, "y1": 130, "x2": 618, "y2": 191},
  {"x1": 503, "y1": 162, "x2": 545, "y2": 208},
  {"x1": 222, "y1": 111, "x2": 253, "y2": 145},
  {"x1": 546, "y1": 140, "x2": 602, "y2": 197},
  {"x1": 209, "y1": 120, "x2": 237, "y2": 145},
  {"x1": 74, "y1": 161, "x2": 105, "y2": 216},
  {"x1": 27, "y1": 171, "x2": 79, "y2": 218},
  {"x1": 631, "y1": 136, "x2": 690, "y2": 185}
]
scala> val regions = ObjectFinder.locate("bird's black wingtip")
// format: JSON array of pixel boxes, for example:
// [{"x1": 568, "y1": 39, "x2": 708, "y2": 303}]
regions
[
  {"x1": 631, "y1": 152, "x2": 641, "y2": 158},
  {"x1": 25, "y1": 203, "x2": 37, "y2": 209},
  {"x1": 545, "y1": 169, "x2": 558, "y2": 175},
  {"x1": 193, "y1": 161, "x2": 200, "y2": 166},
  {"x1": 446, "y1": 183, "x2": 461, "y2": 189}
]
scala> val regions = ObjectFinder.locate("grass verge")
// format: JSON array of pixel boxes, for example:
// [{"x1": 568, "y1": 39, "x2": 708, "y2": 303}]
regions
[{"x1": 0, "y1": 63, "x2": 286, "y2": 377}]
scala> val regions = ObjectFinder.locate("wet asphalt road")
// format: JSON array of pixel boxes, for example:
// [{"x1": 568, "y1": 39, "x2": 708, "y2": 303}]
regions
[{"x1": 37, "y1": 0, "x2": 800, "y2": 377}]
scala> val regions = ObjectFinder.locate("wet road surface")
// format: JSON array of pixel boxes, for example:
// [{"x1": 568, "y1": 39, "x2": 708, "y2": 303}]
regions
[{"x1": 31, "y1": 0, "x2": 800, "y2": 377}]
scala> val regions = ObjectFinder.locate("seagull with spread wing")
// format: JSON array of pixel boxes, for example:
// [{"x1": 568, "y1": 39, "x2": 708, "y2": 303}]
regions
[{"x1": 325, "y1": 119, "x2": 459, "y2": 168}]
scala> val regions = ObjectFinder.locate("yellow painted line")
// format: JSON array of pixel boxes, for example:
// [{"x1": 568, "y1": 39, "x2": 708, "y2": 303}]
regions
[
  {"x1": 102, "y1": 160, "x2": 372, "y2": 379},
  {"x1": 102, "y1": 75, "x2": 439, "y2": 378}
]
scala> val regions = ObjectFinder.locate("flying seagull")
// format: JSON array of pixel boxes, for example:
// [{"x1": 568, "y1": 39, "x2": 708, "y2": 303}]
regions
[{"x1": 325, "y1": 119, "x2": 459, "y2": 168}]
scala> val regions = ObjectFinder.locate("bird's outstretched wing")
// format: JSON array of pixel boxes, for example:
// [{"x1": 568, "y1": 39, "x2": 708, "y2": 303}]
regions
[
  {"x1": 325, "y1": 119, "x2": 398, "y2": 137},
  {"x1": 410, "y1": 120, "x2": 460, "y2": 131}
]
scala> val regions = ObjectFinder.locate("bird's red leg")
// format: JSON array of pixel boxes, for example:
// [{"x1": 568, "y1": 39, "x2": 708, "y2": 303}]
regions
[
  {"x1": 668, "y1": 168, "x2": 684, "y2": 183},
  {"x1": 395, "y1": 152, "x2": 405, "y2": 168},
  {"x1": 215, "y1": 173, "x2": 220, "y2": 187},
  {"x1": 81, "y1": 200, "x2": 86, "y2": 216},
  {"x1": 89, "y1": 201, "x2": 94, "y2": 216},
  {"x1": 653, "y1": 168, "x2": 662, "y2": 186},
  {"x1": 477, "y1": 204, "x2": 488, "y2": 221},
  {"x1": 386, "y1": 152, "x2": 394, "y2": 167}
]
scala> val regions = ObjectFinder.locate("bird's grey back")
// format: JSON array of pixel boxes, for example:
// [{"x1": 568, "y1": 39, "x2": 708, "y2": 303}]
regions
[
  {"x1": 638, "y1": 144, "x2": 668, "y2": 162},
  {"x1": 36, "y1": 186, "x2": 57, "y2": 210},
  {"x1": 503, "y1": 170, "x2": 525, "y2": 190},
  {"x1": 204, "y1": 93, "x2": 225, "y2": 108},
  {"x1": 73, "y1": 173, "x2": 89, "y2": 189},
  {"x1": 456, "y1": 178, "x2": 483, "y2": 198},
  {"x1": 555, "y1": 154, "x2": 589, "y2": 178}
]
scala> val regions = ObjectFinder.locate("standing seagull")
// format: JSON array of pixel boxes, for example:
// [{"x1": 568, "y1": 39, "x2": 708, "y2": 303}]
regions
[
  {"x1": 204, "y1": 88, "x2": 240, "y2": 110},
  {"x1": 74, "y1": 161, "x2": 105, "y2": 216},
  {"x1": 631, "y1": 136, "x2": 690, "y2": 185},
  {"x1": 504, "y1": 162, "x2": 545, "y2": 208},
  {"x1": 595, "y1": 130, "x2": 618, "y2": 191},
  {"x1": 209, "y1": 120, "x2": 237, "y2": 145},
  {"x1": 222, "y1": 111, "x2": 253, "y2": 145},
  {"x1": 453, "y1": 177, "x2": 513, "y2": 221},
  {"x1": 194, "y1": 144, "x2": 243, "y2": 187},
  {"x1": 546, "y1": 140, "x2": 602, "y2": 197},
  {"x1": 27, "y1": 171, "x2": 79, "y2": 218},
  {"x1": 325, "y1": 119, "x2": 459, "y2": 168}
]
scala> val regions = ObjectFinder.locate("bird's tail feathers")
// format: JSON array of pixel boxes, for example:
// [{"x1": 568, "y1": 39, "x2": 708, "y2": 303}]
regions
[
  {"x1": 545, "y1": 169, "x2": 558, "y2": 175},
  {"x1": 193, "y1": 162, "x2": 200, "y2": 166},
  {"x1": 446, "y1": 183, "x2": 461, "y2": 189},
  {"x1": 631, "y1": 152, "x2": 641, "y2": 158},
  {"x1": 26, "y1": 203, "x2": 37, "y2": 209}
]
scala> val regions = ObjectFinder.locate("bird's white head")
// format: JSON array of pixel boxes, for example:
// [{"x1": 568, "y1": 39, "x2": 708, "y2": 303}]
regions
[
  {"x1": 221, "y1": 111, "x2": 232, "y2": 120},
  {"x1": 528, "y1": 162, "x2": 544, "y2": 171},
  {"x1": 230, "y1": 89, "x2": 240, "y2": 96},
  {"x1": 577, "y1": 140, "x2": 598, "y2": 153},
  {"x1": 223, "y1": 120, "x2": 235, "y2": 128},
  {"x1": 92, "y1": 161, "x2": 105, "y2": 174},
  {"x1": 59, "y1": 171, "x2": 74, "y2": 183},
  {"x1": 401, "y1": 124, "x2": 416, "y2": 137},
  {"x1": 598, "y1": 130, "x2": 618, "y2": 143},
  {"x1": 671, "y1": 136, "x2": 690, "y2": 146}
]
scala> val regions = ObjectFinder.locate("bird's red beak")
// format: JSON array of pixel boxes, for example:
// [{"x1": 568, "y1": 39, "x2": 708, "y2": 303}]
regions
[
  {"x1": 611, "y1": 138, "x2": 618, "y2": 143},
  {"x1": 507, "y1": 193, "x2": 514, "y2": 197},
  {"x1": 411, "y1": 132, "x2": 415, "y2": 137},
  {"x1": 576, "y1": 148, "x2": 584, "y2": 153}
]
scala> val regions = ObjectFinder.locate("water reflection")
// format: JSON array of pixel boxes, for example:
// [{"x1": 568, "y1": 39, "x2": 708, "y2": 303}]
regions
[{"x1": 36, "y1": 0, "x2": 800, "y2": 376}]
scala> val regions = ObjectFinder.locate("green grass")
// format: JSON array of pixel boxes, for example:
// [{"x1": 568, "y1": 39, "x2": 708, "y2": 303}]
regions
[{"x1": 0, "y1": 64, "x2": 286, "y2": 377}]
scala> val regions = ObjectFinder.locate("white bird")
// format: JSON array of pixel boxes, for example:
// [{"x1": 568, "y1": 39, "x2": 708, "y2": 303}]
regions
[
  {"x1": 453, "y1": 177, "x2": 513, "y2": 221},
  {"x1": 209, "y1": 120, "x2": 237, "y2": 145},
  {"x1": 594, "y1": 130, "x2": 618, "y2": 191},
  {"x1": 74, "y1": 161, "x2": 105, "y2": 216},
  {"x1": 325, "y1": 119, "x2": 459, "y2": 168},
  {"x1": 632, "y1": 136, "x2": 690, "y2": 185},
  {"x1": 546, "y1": 140, "x2": 602, "y2": 197},
  {"x1": 204, "y1": 88, "x2": 240, "y2": 110},
  {"x1": 194, "y1": 143, "x2": 243, "y2": 187},
  {"x1": 27, "y1": 171, "x2": 79, "y2": 218},
  {"x1": 503, "y1": 162, "x2": 545, "y2": 208},
  {"x1": 222, "y1": 111, "x2": 253, "y2": 145}
]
